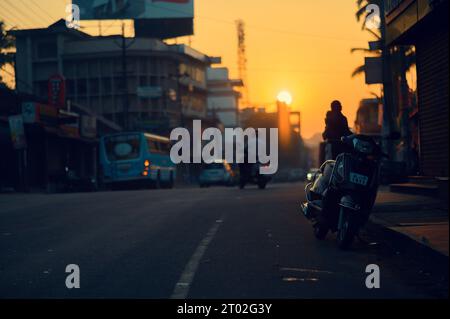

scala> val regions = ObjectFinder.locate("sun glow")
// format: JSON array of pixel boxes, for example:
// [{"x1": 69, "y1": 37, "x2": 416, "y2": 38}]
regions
[{"x1": 277, "y1": 91, "x2": 293, "y2": 105}]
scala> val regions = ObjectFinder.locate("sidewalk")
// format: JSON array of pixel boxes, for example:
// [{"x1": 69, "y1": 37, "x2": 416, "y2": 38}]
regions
[{"x1": 369, "y1": 188, "x2": 449, "y2": 257}]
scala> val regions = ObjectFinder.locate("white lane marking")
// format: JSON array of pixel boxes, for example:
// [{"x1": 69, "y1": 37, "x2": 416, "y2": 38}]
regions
[{"x1": 170, "y1": 218, "x2": 223, "y2": 299}]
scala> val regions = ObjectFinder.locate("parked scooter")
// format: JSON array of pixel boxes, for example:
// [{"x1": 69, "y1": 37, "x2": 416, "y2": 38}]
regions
[
  {"x1": 301, "y1": 133, "x2": 398, "y2": 249},
  {"x1": 239, "y1": 163, "x2": 271, "y2": 190}
]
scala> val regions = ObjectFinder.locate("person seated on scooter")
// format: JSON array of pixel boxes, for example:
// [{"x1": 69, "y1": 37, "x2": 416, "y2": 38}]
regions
[{"x1": 322, "y1": 100, "x2": 352, "y2": 160}]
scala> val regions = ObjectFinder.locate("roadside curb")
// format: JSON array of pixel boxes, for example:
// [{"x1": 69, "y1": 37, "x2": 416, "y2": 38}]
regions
[{"x1": 365, "y1": 216, "x2": 449, "y2": 268}]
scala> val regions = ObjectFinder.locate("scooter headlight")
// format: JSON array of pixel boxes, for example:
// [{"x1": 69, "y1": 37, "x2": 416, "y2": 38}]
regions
[{"x1": 353, "y1": 139, "x2": 373, "y2": 154}]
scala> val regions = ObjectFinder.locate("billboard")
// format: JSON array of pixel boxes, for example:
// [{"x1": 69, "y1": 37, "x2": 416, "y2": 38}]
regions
[
  {"x1": 73, "y1": 0, "x2": 193, "y2": 20},
  {"x1": 73, "y1": 0, "x2": 194, "y2": 38}
]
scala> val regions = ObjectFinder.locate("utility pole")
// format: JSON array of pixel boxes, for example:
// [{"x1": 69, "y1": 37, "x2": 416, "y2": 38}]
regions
[
  {"x1": 115, "y1": 22, "x2": 135, "y2": 131},
  {"x1": 121, "y1": 22, "x2": 128, "y2": 130},
  {"x1": 236, "y1": 20, "x2": 250, "y2": 109},
  {"x1": 379, "y1": 1, "x2": 396, "y2": 158}
]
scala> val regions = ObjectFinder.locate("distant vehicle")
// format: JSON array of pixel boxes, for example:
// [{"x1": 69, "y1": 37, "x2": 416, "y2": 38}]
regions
[
  {"x1": 306, "y1": 168, "x2": 320, "y2": 182},
  {"x1": 199, "y1": 160, "x2": 236, "y2": 188},
  {"x1": 239, "y1": 163, "x2": 271, "y2": 190},
  {"x1": 99, "y1": 132, "x2": 176, "y2": 189}
]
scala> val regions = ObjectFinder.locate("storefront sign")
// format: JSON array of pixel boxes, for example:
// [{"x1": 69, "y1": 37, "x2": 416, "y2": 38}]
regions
[
  {"x1": 80, "y1": 115, "x2": 97, "y2": 139},
  {"x1": 8, "y1": 115, "x2": 27, "y2": 149},
  {"x1": 22, "y1": 102, "x2": 38, "y2": 123},
  {"x1": 48, "y1": 74, "x2": 66, "y2": 108},
  {"x1": 38, "y1": 103, "x2": 59, "y2": 126}
]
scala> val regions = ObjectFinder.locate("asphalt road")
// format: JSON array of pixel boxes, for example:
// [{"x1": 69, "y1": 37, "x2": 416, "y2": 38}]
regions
[{"x1": 0, "y1": 183, "x2": 437, "y2": 298}]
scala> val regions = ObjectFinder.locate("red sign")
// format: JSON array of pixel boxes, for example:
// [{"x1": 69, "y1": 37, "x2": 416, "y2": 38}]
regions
[{"x1": 48, "y1": 74, "x2": 66, "y2": 108}]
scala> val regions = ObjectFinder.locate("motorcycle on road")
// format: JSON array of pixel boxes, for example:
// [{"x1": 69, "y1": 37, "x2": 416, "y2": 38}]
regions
[
  {"x1": 239, "y1": 163, "x2": 271, "y2": 190},
  {"x1": 301, "y1": 133, "x2": 397, "y2": 250}
]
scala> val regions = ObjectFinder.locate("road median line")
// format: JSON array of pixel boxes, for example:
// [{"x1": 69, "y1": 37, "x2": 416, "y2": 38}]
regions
[{"x1": 170, "y1": 217, "x2": 224, "y2": 299}]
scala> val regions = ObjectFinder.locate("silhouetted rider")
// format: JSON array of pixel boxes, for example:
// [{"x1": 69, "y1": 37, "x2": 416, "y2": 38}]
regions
[{"x1": 322, "y1": 100, "x2": 352, "y2": 160}]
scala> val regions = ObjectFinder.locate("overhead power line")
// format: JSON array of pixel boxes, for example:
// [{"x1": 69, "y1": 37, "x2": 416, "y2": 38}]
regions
[
  {"x1": 0, "y1": 2, "x2": 31, "y2": 28},
  {"x1": 4, "y1": 0, "x2": 42, "y2": 26},
  {"x1": 27, "y1": 0, "x2": 60, "y2": 22}
]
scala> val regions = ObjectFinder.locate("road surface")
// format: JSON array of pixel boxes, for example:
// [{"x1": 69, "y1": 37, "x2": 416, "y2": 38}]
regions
[{"x1": 0, "y1": 183, "x2": 439, "y2": 298}]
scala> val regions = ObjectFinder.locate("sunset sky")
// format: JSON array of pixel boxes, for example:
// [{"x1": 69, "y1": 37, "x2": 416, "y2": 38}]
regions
[{"x1": 0, "y1": 0, "x2": 378, "y2": 139}]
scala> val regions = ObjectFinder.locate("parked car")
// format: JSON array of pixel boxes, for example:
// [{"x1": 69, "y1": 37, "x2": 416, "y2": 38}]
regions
[{"x1": 199, "y1": 160, "x2": 236, "y2": 187}]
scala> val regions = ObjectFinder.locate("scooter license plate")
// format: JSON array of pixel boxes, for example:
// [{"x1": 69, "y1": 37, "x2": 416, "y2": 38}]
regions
[{"x1": 349, "y1": 172, "x2": 369, "y2": 186}]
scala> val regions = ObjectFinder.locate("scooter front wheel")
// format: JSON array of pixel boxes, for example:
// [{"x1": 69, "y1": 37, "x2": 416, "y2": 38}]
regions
[{"x1": 337, "y1": 207, "x2": 358, "y2": 250}]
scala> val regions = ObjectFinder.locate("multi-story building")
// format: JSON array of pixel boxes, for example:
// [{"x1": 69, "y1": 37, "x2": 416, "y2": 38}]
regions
[
  {"x1": 12, "y1": 19, "x2": 218, "y2": 135},
  {"x1": 206, "y1": 67, "x2": 242, "y2": 128}
]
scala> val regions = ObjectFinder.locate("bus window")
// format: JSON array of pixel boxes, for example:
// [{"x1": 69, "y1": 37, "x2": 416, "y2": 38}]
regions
[
  {"x1": 105, "y1": 134, "x2": 141, "y2": 161},
  {"x1": 159, "y1": 142, "x2": 171, "y2": 154},
  {"x1": 147, "y1": 139, "x2": 159, "y2": 154}
]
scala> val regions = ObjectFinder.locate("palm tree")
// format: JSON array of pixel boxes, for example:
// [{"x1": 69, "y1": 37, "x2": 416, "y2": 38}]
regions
[
  {"x1": 0, "y1": 20, "x2": 15, "y2": 88},
  {"x1": 351, "y1": 0, "x2": 383, "y2": 78},
  {"x1": 352, "y1": 0, "x2": 417, "y2": 167},
  {"x1": 351, "y1": 0, "x2": 415, "y2": 81}
]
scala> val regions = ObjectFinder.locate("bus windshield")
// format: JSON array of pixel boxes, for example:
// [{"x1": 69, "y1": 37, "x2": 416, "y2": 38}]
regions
[{"x1": 105, "y1": 134, "x2": 141, "y2": 161}]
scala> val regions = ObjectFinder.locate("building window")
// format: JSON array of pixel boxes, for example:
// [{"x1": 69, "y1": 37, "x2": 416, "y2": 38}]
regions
[
  {"x1": 66, "y1": 79, "x2": 76, "y2": 97},
  {"x1": 151, "y1": 59, "x2": 158, "y2": 75},
  {"x1": 101, "y1": 59, "x2": 111, "y2": 74},
  {"x1": 34, "y1": 81, "x2": 48, "y2": 99},
  {"x1": 77, "y1": 78, "x2": 87, "y2": 96},
  {"x1": 150, "y1": 76, "x2": 158, "y2": 86},
  {"x1": 114, "y1": 77, "x2": 125, "y2": 92},
  {"x1": 89, "y1": 78, "x2": 100, "y2": 95},
  {"x1": 88, "y1": 60, "x2": 99, "y2": 76},
  {"x1": 101, "y1": 78, "x2": 112, "y2": 94},
  {"x1": 140, "y1": 97, "x2": 150, "y2": 108},
  {"x1": 139, "y1": 76, "x2": 148, "y2": 86},
  {"x1": 36, "y1": 42, "x2": 57, "y2": 59}
]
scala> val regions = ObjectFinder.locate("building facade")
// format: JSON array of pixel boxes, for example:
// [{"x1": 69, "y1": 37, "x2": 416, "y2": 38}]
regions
[
  {"x1": 385, "y1": 0, "x2": 449, "y2": 177},
  {"x1": 12, "y1": 20, "x2": 216, "y2": 136},
  {"x1": 206, "y1": 67, "x2": 242, "y2": 128}
]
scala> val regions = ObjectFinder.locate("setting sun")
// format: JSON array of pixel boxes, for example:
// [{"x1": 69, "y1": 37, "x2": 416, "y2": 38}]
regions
[{"x1": 277, "y1": 91, "x2": 293, "y2": 105}]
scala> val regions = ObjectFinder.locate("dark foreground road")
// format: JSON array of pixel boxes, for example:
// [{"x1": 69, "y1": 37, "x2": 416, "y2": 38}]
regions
[{"x1": 0, "y1": 183, "x2": 441, "y2": 298}]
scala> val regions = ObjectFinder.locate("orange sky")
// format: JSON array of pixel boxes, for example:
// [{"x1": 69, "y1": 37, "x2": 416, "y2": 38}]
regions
[{"x1": 0, "y1": 0, "x2": 378, "y2": 139}]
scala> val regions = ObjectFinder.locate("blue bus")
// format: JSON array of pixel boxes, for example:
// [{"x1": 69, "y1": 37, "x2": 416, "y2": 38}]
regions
[{"x1": 99, "y1": 132, "x2": 176, "y2": 189}]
